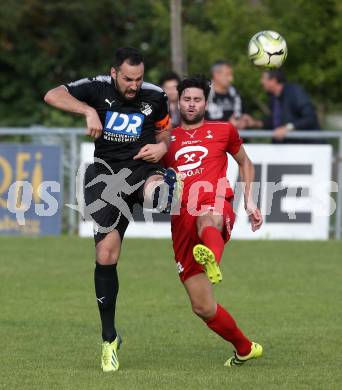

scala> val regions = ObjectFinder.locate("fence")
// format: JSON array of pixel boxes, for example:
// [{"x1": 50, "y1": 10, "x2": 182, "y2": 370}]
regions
[{"x1": 0, "y1": 127, "x2": 341, "y2": 238}]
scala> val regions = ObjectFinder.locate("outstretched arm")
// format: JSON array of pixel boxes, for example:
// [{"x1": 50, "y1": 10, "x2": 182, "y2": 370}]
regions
[
  {"x1": 232, "y1": 145, "x2": 263, "y2": 232},
  {"x1": 44, "y1": 86, "x2": 103, "y2": 138}
]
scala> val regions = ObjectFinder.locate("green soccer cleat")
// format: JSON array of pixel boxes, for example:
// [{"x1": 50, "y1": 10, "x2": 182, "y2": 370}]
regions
[
  {"x1": 193, "y1": 244, "x2": 222, "y2": 284},
  {"x1": 101, "y1": 335, "x2": 122, "y2": 372},
  {"x1": 224, "y1": 342, "x2": 263, "y2": 367}
]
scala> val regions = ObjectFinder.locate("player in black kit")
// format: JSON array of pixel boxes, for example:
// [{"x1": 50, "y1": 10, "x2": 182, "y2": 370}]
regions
[{"x1": 44, "y1": 47, "x2": 180, "y2": 372}]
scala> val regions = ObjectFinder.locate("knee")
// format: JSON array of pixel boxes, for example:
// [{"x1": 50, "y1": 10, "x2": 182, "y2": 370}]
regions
[
  {"x1": 197, "y1": 217, "x2": 209, "y2": 235},
  {"x1": 96, "y1": 246, "x2": 119, "y2": 265},
  {"x1": 191, "y1": 302, "x2": 216, "y2": 320},
  {"x1": 197, "y1": 215, "x2": 223, "y2": 237},
  {"x1": 214, "y1": 218, "x2": 223, "y2": 231}
]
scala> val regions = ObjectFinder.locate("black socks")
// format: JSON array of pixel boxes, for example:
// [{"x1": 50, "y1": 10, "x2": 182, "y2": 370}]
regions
[{"x1": 94, "y1": 262, "x2": 119, "y2": 342}]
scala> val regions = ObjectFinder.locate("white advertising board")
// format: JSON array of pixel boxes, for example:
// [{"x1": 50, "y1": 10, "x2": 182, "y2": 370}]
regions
[{"x1": 78, "y1": 144, "x2": 333, "y2": 240}]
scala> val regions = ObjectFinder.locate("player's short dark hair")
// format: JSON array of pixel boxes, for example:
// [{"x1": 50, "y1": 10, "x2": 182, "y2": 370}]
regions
[
  {"x1": 113, "y1": 47, "x2": 144, "y2": 69},
  {"x1": 177, "y1": 74, "x2": 211, "y2": 101},
  {"x1": 210, "y1": 59, "x2": 232, "y2": 75},
  {"x1": 159, "y1": 71, "x2": 181, "y2": 87},
  {"x1": 266, "y1": 69, "x2": 287, "y2": 84}
]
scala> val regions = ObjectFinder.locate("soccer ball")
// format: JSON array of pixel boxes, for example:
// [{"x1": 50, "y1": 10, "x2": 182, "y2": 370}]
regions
[{"x1": 248, "y1": 30, "x2": 287, "y2": 68}]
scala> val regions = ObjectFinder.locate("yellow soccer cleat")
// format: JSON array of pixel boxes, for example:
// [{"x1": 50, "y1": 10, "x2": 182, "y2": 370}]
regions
[
  {"x1": 101, "y1": 335, "x2": 122, "y2": 372},
  {"x1": 193, "y1": 244, "x2": 222, "y2": 284},
  {"x1": 224, "y1": 342, "x2": 263, "y2": 367}
]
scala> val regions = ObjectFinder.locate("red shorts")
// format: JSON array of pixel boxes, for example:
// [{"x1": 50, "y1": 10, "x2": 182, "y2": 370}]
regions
[{"x1": 171, "y1": 200, "x2": 235, "y2": 283}]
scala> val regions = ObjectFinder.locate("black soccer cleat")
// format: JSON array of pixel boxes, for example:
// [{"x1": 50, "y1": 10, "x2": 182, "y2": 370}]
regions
[{"x1": 156, "y1": 168, "x2": 183, "y2": 214}]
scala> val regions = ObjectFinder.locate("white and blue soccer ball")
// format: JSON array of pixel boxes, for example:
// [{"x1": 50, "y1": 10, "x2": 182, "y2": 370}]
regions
[{"x1": 248, "y1": 30, "x2": 287, "y2": 68}]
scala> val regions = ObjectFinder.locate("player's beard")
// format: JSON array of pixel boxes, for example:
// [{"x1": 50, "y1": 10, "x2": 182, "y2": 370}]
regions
[
  {"x1": 123, "y1": 87, "x2": 140, "y2": 100},
  {"x1": 180, "y1": 110, "x2": 205, "y2": 125},
  {"x1": 114, "y1": 77, "x2": 140, "y2": 101}
]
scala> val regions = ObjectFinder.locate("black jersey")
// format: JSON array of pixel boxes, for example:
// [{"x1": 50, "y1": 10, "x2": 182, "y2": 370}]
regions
[
  {"x1": 64, "y1": 76, "x2": 170, "y2": 166},
  {"x1": 205, "y1": 86, "x2": 242, "y2": 121}
]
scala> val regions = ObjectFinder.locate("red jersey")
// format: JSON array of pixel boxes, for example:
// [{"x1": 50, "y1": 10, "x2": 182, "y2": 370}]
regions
[{"x1": 164, "y1": 121, "x2": 243, "y2": 210}]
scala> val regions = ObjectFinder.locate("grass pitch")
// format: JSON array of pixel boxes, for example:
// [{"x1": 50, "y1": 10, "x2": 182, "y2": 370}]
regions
[{"x1": 0, "y1": 237, "x2": 341, "y2": 390}]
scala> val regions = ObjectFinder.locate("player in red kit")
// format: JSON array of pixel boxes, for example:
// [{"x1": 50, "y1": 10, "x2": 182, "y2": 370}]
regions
[{"x1": 163, "y1": 75, "x2": 263, "y2": 367}]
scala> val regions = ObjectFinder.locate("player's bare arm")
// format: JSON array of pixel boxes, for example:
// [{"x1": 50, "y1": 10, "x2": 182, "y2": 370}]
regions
[
  {"x1": 44, "y1": 85, "x2": 103, "y2": 139},
  {"x1": 232, "y1": 145, "x2": 263, "y2": 232},
  {"x1": 133, "y1": 127, "x2": 170, "y2": 163}
]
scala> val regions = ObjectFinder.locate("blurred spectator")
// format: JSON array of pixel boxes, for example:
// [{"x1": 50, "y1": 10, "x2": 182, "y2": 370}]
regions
[
  {"x1": 246, "y1": 70, "x2": 321, "y2": 143},
  {"x1": 159, "y1": 72, "x2": 181, "y2": 128},
  {"x1": 205, "y1": 60, "x2": 247, "y2": 129}
]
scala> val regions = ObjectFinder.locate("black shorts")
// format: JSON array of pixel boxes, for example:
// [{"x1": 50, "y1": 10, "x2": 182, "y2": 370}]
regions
[{"x1": 84, "y1": 161, "x2": 163, "y2": 244}]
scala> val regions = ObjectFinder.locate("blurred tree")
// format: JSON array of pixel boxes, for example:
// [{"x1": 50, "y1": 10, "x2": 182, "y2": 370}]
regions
[
  {"x1": 0, "y1": 0, "x2": 170, "y2": 126},
  {"x1": 183, "y1": 0, "x2": 342, "y2": 117},
  {"x1": 0, "y1": 0, "x2": 341, "y2": 126}
]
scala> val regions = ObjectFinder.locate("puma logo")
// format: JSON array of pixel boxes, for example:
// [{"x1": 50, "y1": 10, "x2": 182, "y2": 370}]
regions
[{"x1": 105, "y1": 99, "x2": 115, "y2": 107}]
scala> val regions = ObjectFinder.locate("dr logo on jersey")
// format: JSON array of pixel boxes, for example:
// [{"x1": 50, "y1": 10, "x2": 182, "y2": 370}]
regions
[{"x1": 105, "y1": 111, "x2": 144, "y2": 136}]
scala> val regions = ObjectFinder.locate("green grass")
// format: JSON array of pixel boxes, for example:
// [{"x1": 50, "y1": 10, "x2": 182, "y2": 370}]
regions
[{"x1": 0, "y1": 238, "x2": 342, "y2": 390}]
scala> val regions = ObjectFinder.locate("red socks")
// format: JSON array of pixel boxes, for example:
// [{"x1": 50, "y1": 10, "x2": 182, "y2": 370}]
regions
[
  {"x1": 200, "y1": 226, "x2": 224, "y2": 263},
  {"x1": 199, "y1": 227, "x2": 251, "y2": 356},
  {"x1": 205, "y1": 304, "x2": 252, "y2": 356}
]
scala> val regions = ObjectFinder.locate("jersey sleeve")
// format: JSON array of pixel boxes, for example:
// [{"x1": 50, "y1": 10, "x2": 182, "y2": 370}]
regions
[
  {"x1": 154, "y1": 92, "x2": 171, "y2": 133},
  {"x1": 226, "y1": 123, "x2": 243, "y2": 155},
  {"x1": 63, "y1": 77, "x2": 98, "y2": 105}
]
